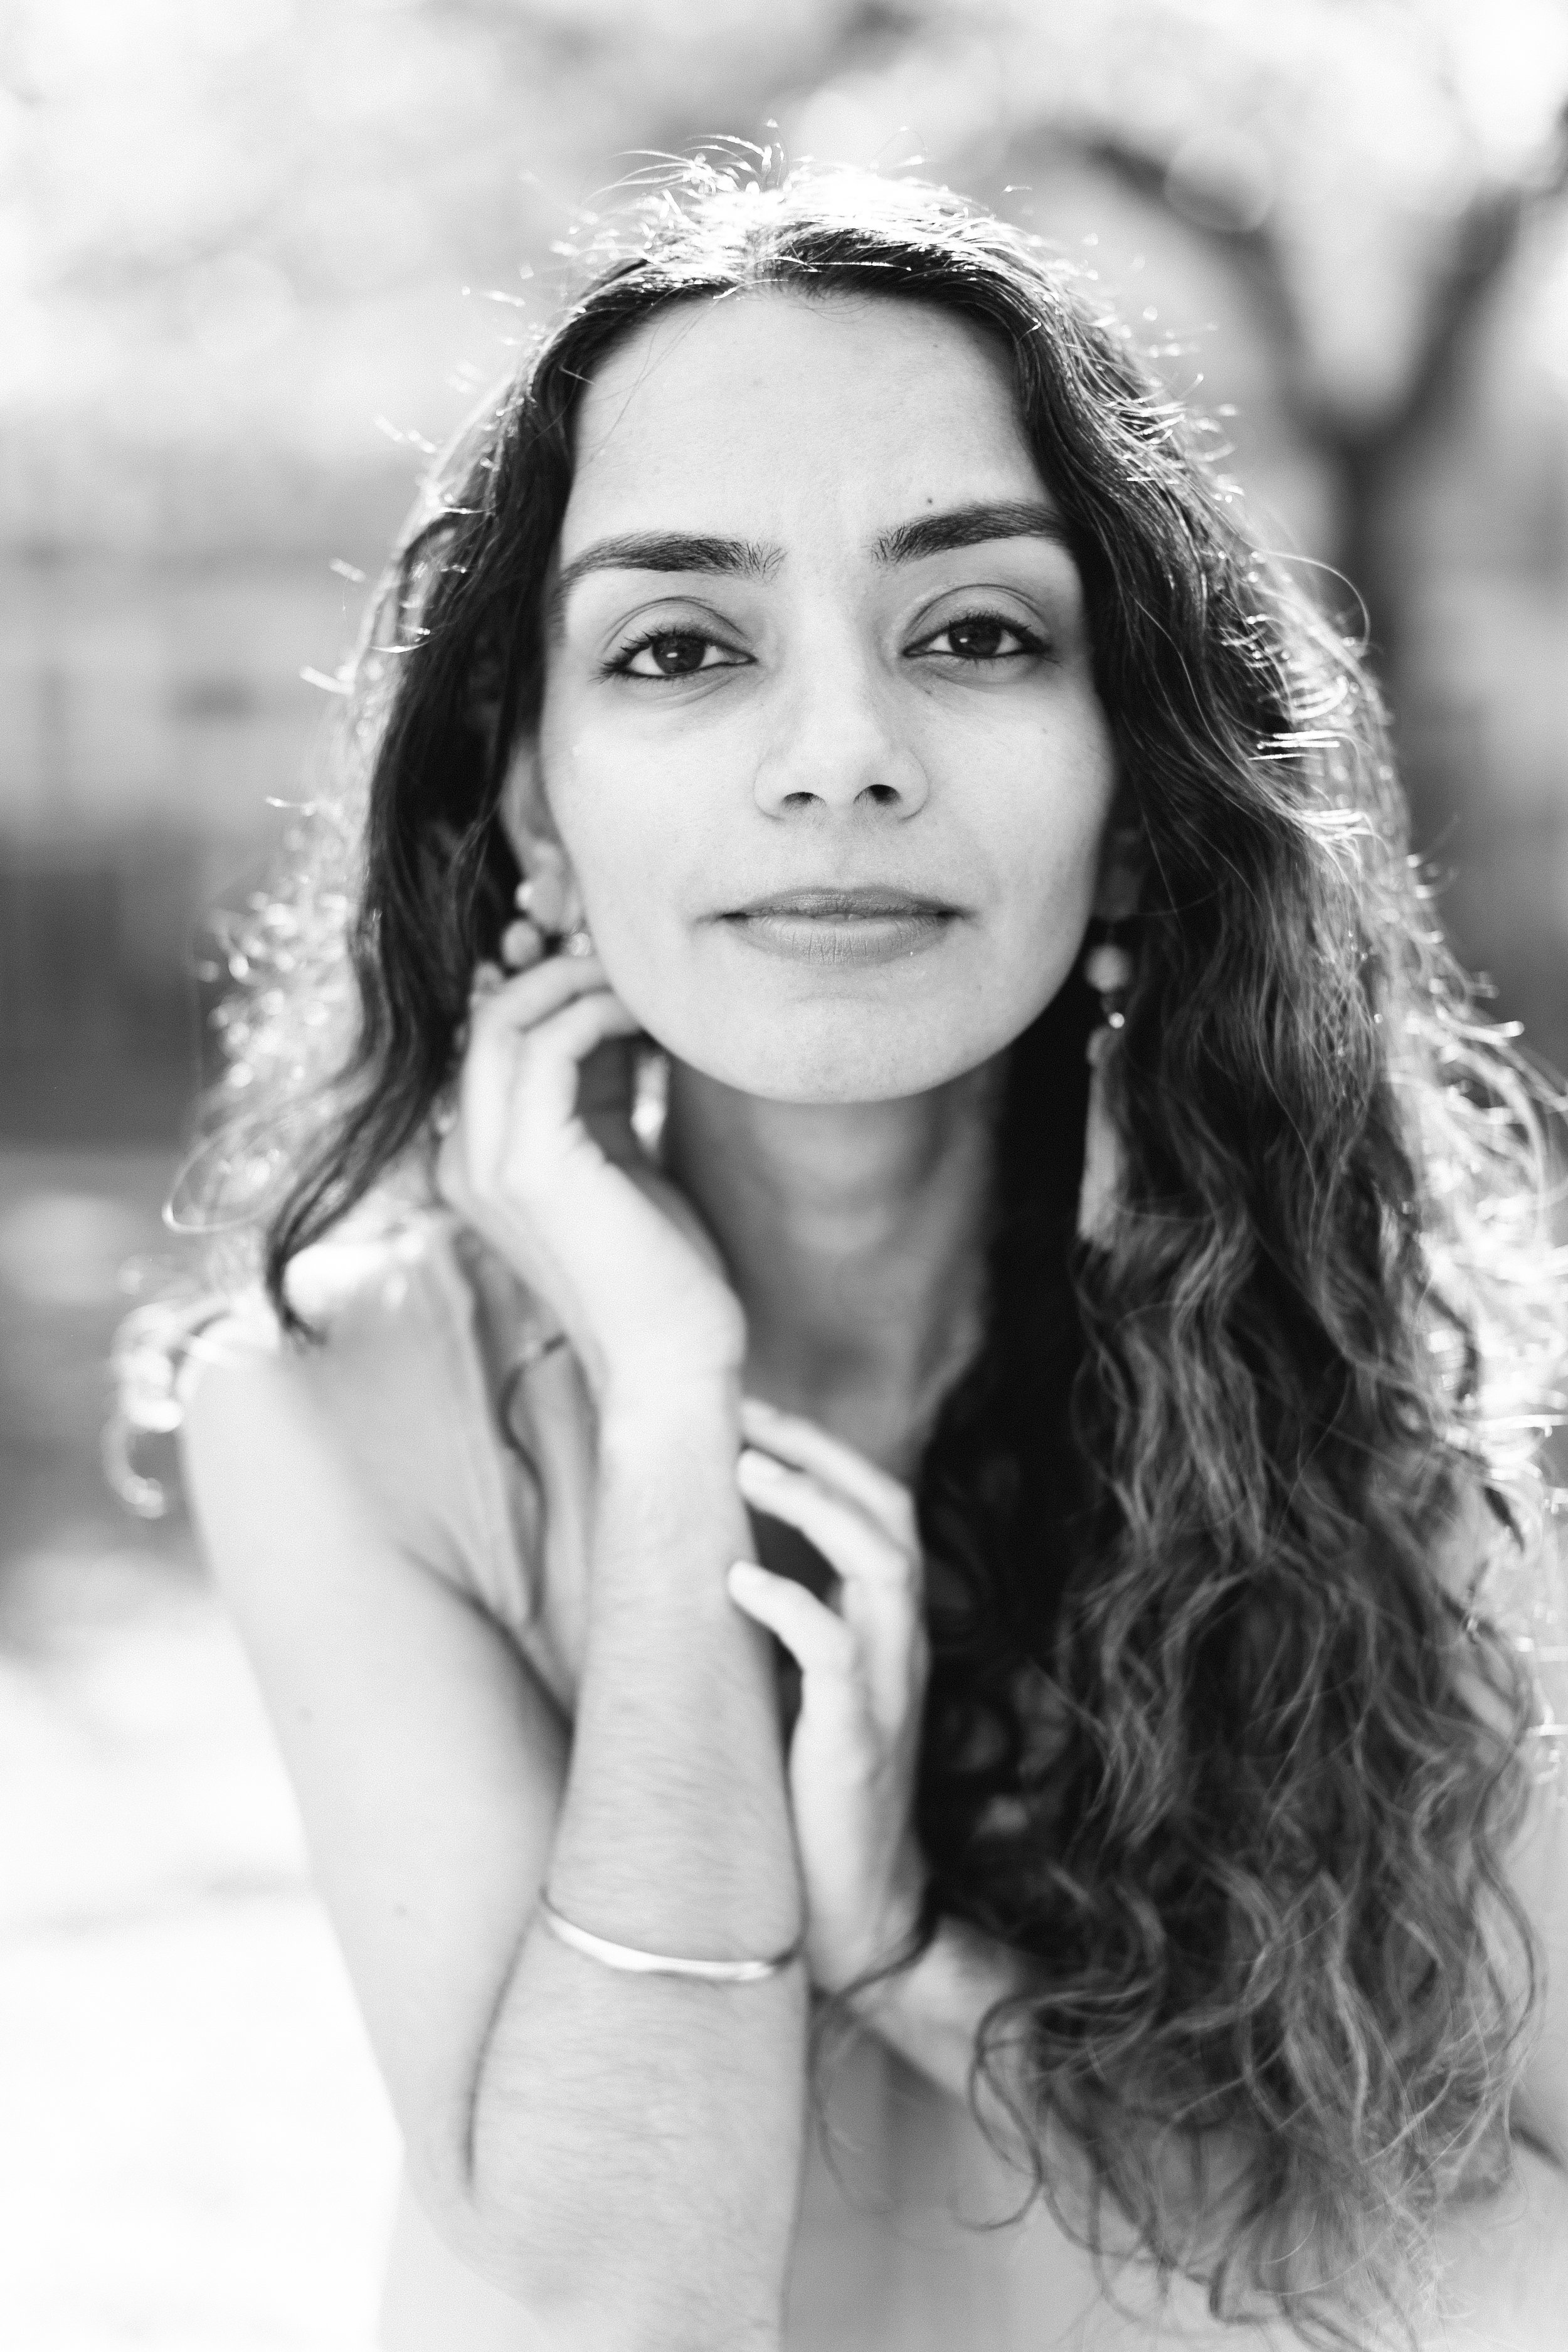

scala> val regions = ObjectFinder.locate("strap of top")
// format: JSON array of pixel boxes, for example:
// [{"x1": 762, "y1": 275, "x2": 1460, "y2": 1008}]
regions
[{"x1": 179, "y1": 1215, "x2": 579, "y2": 1695}]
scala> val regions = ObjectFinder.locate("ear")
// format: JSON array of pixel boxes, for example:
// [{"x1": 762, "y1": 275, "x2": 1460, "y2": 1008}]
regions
[
  {"x1": 497, "y1": 736, "x2": 584, "y2": 935},
  {"x1": 1092, "y1": 795, "x2": 1144, "y2": 924},
  {"x1": 497, "y1": 732, "x2": 549, "y2": 861}
]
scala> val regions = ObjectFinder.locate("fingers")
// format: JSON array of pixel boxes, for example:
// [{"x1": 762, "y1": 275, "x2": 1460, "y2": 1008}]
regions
[
  {"x1": 456, "y1": 955, "x2": 638, "y2": 1178},
  {"x1": 736, "y1": 1449, "x2": 913, "y2": 1592},
  {"x1": 726, "y1": 1563, "x2": 871, "y2": 1736},
  {"x1": 738, "y1": 1396, "x2": 919, "y2": 1557},
  {"x1": 512, "y1": 992, "x2": 642, "y2": 1084},
  {"x1": 468, "y1": 948, "x2": 613, "y2": 1043},
  {"x1": 735, "y1": 1448, "x2": 924, "y2": 1730},
  {"x1": 497, "y1": 995, "x2": 643, "y2": 1173}
]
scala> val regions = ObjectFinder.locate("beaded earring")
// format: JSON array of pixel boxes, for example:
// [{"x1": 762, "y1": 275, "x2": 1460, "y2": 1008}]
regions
[
  {"x1": 1077, "y1": 930, "x2": 1134, "y2": 1246},
  {"x1": 504, "y1": 870, "x2": 594, "y2": 964}
]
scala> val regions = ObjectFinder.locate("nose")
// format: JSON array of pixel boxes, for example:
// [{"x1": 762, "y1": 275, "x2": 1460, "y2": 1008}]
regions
[{"x1": 751, "y1": 640, "x2": 930, "y2": 820}]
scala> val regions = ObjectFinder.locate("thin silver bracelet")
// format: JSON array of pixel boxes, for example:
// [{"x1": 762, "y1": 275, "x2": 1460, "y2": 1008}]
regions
[{"x1": 538, "y1": 1893, "x2": 803, "y2": 1985}]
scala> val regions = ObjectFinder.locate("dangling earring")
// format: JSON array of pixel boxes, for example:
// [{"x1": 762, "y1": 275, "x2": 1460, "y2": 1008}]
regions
[
  {"x1": 1078, "y1": 931, "x2": 1134, "y2": 1246},
  {"x1": 631, "y1": 1044, "x2": 670, "y2": 1162}
]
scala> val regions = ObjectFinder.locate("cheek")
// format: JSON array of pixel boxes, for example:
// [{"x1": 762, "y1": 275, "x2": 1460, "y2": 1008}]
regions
[
  {"x1": 539, "y1": 684, "x2": 1118, "y2": 1099},
  {"x1": 1008, "y1": 800, "x2": 1107, "y2": 977},
  {"x1": 968, "y1": 712, "x2": 1118, "y2": 990},
  {"x1": 538, "y1": 724, "x2": 708, "y2": 999}
]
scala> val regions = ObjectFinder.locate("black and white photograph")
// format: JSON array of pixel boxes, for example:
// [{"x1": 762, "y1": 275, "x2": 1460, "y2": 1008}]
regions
[{"x1": 4, "y1": 3, "x2": 1568, "y2": 2346}]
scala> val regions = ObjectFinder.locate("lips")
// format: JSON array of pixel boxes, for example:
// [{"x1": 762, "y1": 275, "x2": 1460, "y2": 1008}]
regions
[
  {"x1": 718, "y1": 885, "x2": 961, "y2": 968},
  {"x1": 724, "y1": 886, "x2": 958, "y2": 919}
]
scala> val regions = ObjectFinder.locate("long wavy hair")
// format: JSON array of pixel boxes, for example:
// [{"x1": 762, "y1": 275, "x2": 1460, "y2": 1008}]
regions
[{"x1": 129, "y1": 152, "x2": 1565, "y2": 2343}]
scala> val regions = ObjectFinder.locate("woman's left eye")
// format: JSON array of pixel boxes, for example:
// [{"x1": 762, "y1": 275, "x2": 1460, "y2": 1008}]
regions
[{"x1": 914, "y1": 613, "x2": 1044, "y2": 664}]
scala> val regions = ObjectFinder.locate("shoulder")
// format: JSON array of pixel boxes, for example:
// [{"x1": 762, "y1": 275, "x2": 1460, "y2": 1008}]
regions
[
  {"x1": 179, "y1": 1212, "x2": 543, "y2": 1634},
  {"x1": 180, "y1": 1212, "x2": 478, "y2": 1427}
]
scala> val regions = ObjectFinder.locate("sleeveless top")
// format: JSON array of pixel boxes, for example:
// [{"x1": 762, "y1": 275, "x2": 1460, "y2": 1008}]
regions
[{"x1": 218, "y1": 1209, "x2": 1179, "y2": 2351}]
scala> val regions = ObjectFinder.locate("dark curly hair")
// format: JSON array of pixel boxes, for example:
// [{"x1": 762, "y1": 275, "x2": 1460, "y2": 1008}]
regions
[{"x1": 124, "y1": 151, "x2": 1565, "y2": 2344}]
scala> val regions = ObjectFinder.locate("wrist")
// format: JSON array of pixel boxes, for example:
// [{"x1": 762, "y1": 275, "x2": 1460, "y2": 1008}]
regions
[
  {"x1": 589, "y1": 1311, "x2": 746, "y2": 1420},
  {"x1": 590, "y1": 1377, "x2": 751, "y2": 1608},
  {"x1": 596, "y1": 1365, "x2": 741, "y2": 1449},
  {"x1": 821, "y1": 1853, "x2": 930, "y2": 2005}
]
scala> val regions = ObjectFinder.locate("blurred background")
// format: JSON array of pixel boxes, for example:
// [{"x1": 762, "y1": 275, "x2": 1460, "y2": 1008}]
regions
[{"x1": 3, "y1": 1, "x2": 1566, "y2": 2343}]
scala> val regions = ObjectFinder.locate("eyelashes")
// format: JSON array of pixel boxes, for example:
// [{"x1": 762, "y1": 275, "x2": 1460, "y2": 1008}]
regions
[
  {"x1": 601, "y1": 605, "x2": 1051, "y2": 682},
  {"x1": 602, "y1": 628, "x2": 747, "y2": 681},
  {"x1": 914, "y1": 610, "x2": 1047, "y2": 663}
]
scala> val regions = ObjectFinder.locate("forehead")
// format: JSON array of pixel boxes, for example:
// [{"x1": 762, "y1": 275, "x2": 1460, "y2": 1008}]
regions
[{"x1": 561, "y1": 288, "x2": 1047, "y2": 549}]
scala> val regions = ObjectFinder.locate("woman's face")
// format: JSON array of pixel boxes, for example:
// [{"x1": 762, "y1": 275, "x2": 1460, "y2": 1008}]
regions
[{"x1": 520, "y1": 288, "x2": 1117, "y2": 1103}]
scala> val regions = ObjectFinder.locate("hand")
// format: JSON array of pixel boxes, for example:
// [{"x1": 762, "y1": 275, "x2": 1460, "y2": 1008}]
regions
[
  {"x1": 436, "y1": 933, "x2": 746, "y2": 1404},
  {"x1": 728, "y1": 1399, "x2": 930, "y2": 1996}
]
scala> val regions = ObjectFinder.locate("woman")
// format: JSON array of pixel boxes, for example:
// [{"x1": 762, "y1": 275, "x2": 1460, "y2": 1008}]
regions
[{"x1": 152, "y1": 156, "x2": 1568, "y2": 2348}]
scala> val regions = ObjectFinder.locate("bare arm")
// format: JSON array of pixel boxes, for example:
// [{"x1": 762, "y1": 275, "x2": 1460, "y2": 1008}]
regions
[
  {"x1": 184, "y1": 1352, "x2": 804, "y2": 2352},
  {"x1": 183, "y1": 928, "x2": 820, "y2": 2352},
  {"x1": 464, "y1": 1377, "x2": 807, "y2": 2340}
]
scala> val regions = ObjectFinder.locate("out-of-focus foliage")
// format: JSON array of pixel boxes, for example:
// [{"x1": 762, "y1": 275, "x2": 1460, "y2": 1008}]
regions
[
  {"x1": 2, "y1": 0, "x2": 1566, "y2": 1126},
  {"x1": 800, "y1": 0, "x2": 1568, "y2": 427},
  {"x1": 3, "y1": 0, "x2": 857, "y2": 551},
  {"x1": 812, "y1": 3, "x2": 1568, "y2": 1054},
  {"x1": 6, "y1": 0, "x2": 1565, "y2": 553}
]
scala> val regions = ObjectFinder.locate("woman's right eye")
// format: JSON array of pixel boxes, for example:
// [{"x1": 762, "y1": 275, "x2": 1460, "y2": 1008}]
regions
[{"x1": 609, "y1": 631, "x2": 746, "y2": 680}]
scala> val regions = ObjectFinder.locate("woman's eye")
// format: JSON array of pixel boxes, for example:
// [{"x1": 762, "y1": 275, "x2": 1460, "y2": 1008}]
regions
[
  {"x1": 614, "y1": 632, "x2": 742, "y2": 679},
  {"x1": 918, "y1": 613, "x2": 1042, "y2": 664}
]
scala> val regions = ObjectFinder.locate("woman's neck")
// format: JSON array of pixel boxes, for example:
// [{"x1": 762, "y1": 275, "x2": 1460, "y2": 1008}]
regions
[{"x1": 662, "y1": 1058, "x2": 1004, "y2": 1476}]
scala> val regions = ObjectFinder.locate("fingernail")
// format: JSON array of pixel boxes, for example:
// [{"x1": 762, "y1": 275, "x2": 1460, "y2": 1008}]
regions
[
  {"x1": 737, "y1": 1447, "x2": 785, "y2": 1479},
  {"x1": 728, "y1": 1560, "x2": 766, "y2": 1589}
]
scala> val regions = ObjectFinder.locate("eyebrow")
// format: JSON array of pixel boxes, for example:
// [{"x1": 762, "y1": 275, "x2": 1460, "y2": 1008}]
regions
[
  {"x1": 872, "y1": 499, "x2": 1075, "y2": 565},
  {"x1": 549, "y1": 499, "x2": 1075, "y2": 628},
  {"x1": 549, "y1": 532, "x2": 778, "y2": 630}
]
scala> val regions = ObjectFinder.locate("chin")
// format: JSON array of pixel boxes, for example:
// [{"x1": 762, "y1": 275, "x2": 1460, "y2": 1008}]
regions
[{"x1": 667, "y1": 1005, "x2": 1001, "y2": 1104}]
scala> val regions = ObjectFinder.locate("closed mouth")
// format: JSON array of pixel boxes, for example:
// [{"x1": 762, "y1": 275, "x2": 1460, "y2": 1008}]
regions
[
  {"x1": 716, "y1": 887, "x2": 963, "y2": 968},
  {"x1": 723, "y1": 887, "x2": 960, "y2": 919}
]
